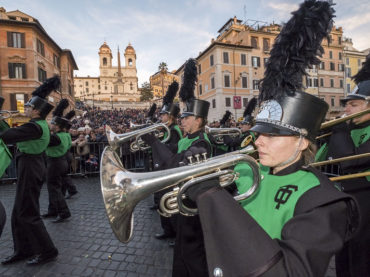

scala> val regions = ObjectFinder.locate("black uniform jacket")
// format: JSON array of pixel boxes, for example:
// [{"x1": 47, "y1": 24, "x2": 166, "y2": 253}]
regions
[
  {"x1": 195, "y1": 160, "x2": 359, "y2": 277},
  {"x1": 0, "y1": 118, "x2": 43, "y2": 145}
]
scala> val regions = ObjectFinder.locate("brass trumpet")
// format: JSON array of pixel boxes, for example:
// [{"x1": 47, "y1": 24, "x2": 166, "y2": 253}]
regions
[
  {"x1": 100, "y1": 145, "x2": 260, "y2": 243},
  {"x1": 205, "y1": 126, "x2": 241, "y2": 144},
  {"x1": 106, "y1": 123, "x2": 170, "y2": 152},
  {"x1": 0, "y1": 110, "x2": 20, "y2": 120}
]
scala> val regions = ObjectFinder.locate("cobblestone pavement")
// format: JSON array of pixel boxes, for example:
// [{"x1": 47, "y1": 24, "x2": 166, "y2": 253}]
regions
[
  {"x1": 0, "y1": 176, "x2": 173, "y2": 277},
  {"x1": 0, "y1": 176, "x2": 337, "y2": 277}
]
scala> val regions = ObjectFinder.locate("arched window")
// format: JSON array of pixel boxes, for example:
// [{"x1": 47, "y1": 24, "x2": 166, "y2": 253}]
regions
[
  {"x1": 128, "y1": 59, "x2": 133, "y2": 66},
  {"x1": 103, "y1": 57, "x2": 107, "y2": 66}
]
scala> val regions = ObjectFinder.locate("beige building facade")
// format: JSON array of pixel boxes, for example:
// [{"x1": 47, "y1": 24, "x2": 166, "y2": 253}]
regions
[
  {"x1": 0, "y1": 7, "x2": 78, "y2": 124},
  {"x1": 176, "y1": 17, "x2": 366, "y2": 121},
  {"x1": 74, "y1": 42, "x2": 140, "y2": 106},
  {"x1": 150, "y1": 70, "x2": 179, "y2": 99}
]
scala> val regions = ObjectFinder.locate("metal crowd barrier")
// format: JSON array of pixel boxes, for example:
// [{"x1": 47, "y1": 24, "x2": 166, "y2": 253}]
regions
[{"x1": 0, "y1": 142, "x2": 153, "y2": 183}]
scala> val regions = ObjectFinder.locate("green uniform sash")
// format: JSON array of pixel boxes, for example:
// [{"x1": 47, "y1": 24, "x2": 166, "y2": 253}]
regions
[
  {"x1": 46, "y1": 132, "x2": 72, "y2": 158},
  {"x1": 17, "y1": 120, "x2": 50, "y2": 154},
  {"x1": 177, "y1": 132, "x2": 210, "y2": 153},
  {"x1": 351, "y1": 124, "x2": 370, "y2": 180},
  {"x1": 0, "y1": 139, "x2": 12, "y2": 177},
  {"x1": 235, "y1": 163, "x2": 320, "y2": 239}
]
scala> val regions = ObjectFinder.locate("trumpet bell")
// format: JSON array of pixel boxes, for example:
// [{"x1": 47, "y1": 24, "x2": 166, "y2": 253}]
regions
[{"x1": 100, "y1": 146, "x2": 134, "y2": 242}]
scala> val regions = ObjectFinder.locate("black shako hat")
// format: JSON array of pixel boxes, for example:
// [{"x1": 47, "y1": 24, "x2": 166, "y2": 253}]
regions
[
  {"x1": 252, "y1": 0, "x2": 333, "y2": 141},
  {"x1": 179, "y1": 58, "x2": 209, "y2": 119},
  {"x1": 341, "y1": 56, "x2": 370, "y2": 104},
  {"x1": 241, "y1": 97, "x2": 257, "y2": 125},
  {"x1": 25, "y1": 75, "x2": 60, "y2": 118},
  {"x1": 51, "y1": 99, "x2": 71, "y2": 129},
  {"x1": 160, "y1": 80, "x2": 180, "y2": 117}
]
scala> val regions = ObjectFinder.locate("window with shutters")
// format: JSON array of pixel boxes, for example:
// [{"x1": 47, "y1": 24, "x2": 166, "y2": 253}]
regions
[
  {"x1": 314, "y1": 78, "x2": 318, "y2": 87},
  {"x1": 53, "y1": 54, "x2": 60, "y2": 68},
  {"x1": 251, "y1": 37, "x2": 258, "y2": 48},
  {"x1": 330, "y1": 79, "x2": 334, "y2": 88},
  {"x1": 243, "y1": 98, "x2": 248, "y2": 107},
  {"x1": 242, "y1": 76, "x2": 248, "y2": 88},
  {"x1": 319, "y1": 62, "x2": 325, "y2": 70},
  {"x1": 252, "y1": 56, "x2": 260, "y2": 67},
  {"x1": 36, "y1": 39, "x2": 45, "y2": 56},
  {"x1": 241, "y1": 54, "x2": 246, "y2": 65},
  {"x1": 210, "y1": 55, "x2": 214, "y2": 66},
  {"x1": 320, "y1": 78, "x2": 324, "y2": 87},
  {"x1": 38, "y1": 67, "x2": 47, "y2": 82},
  {"x1": 212, "y1": 99, "x2": 216, "y2": 108},
  {"x1": 253, "y1": 80, "x2": 259, "y2": 90},
  {"x1": 225, "y1": 97, "x2": 231, "y2": 107},
  {"x1": 199, "y1": 84, "x2": 202, "y2": 95},
  {"x1": 224, "y1": 74, "x2": 230, "y2": 87},
  {"x1": 198, "y1": 64, "x2": 202, "y2": 74},
  {"x1": 330, "y1": 62, "x2": 335, "y2": 71},
  {"x1": 7, "y1": 32, "x2": 25, "y2": 48},
  {"x1": 8, "y1": 63, "x2": 26, "y2": 79},
  {"x1": 223, "y1": 52, "x2": 229, "y2": 64},
  {"x1": 211, "y1": 76, "x2": 215, "y2": 89},
  {"x1": 340, "y1": 79, "x2": 343, "y2": 88},
  {"x1": 263, "y1": 38, "x2": 270, "y2": 51}
]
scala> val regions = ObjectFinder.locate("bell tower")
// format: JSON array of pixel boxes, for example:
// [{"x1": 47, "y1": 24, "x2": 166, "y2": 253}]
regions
[
  {"x1": 99, "y1": 42, "x2": 112, "y2": 69},
  {"x1": 124, "y1": 43, "x2": 136, "y2": 68}
]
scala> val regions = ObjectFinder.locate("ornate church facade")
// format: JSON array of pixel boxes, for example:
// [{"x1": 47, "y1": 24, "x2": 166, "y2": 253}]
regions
[{"x1": 74, "y1": 42, "x2": 140, "y2": 104}]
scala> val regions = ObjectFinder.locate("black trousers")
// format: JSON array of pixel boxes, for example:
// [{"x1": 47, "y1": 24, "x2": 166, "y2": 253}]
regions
[
  {"x1": 172, "y1": 214, "x2": 208, "y2": 277},
  {"x1": 46, "y1": 156, "x2": 71, "y2": 217},
  {"x1": 336, "y1": 178, "x2": 370, "y2": 277},
  {"x1": 61, "y1": 152, "x2": 77, "y2": 196},
  {"x1": 0, "y1": 201, "x2": 5, "y2": 238},
  {"x1": 11, "y1": 154, "x2": 56, "y2": 255}
]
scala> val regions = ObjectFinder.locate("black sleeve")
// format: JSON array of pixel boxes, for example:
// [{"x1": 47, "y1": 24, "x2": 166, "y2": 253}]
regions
[
  {"x1": 48, "y1": 134, "x2": 61, "y2": 147},
  {"x1": 166, "y1": 128, "x2": 180, "y2": 153},
  {"x1": 0, "y1": 122, "x2": 43, "y2": 144},
  {"x1": 196, "y1": 186, "x2": 351, "y2": 277},
  {"x1": 327, "y1": 125, "x2": 370, "y2": 172}
]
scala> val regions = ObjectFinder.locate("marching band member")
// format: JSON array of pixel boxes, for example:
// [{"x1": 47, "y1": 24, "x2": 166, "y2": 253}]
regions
[
  {"x1": 209, "y1": 110, "x2": 232, "y2": 155},
  {"x1": 42, "y1": 99, "x2": 73, "y2": 223},
  {"x1": 142, "y1": 58, "x2": 212, "y2": 277},
  {"x1": 224, "y1": 97, "x2": 257, "y2": 151},
  {"x1": 0, "y1": 76, "x2": 59, "y2": 265},
  {"x1": 0, "y1": 96, "x2": 11, "y2": 237},
  {"x1": 184, "y1": 1, "x2": 359, "y2": 276},
  {"x1": 153, "y1": 81, "x2": 183, "y2": 242},
  {"x1": 317, "y1": 56, "x2": 370, "y2": 277}
]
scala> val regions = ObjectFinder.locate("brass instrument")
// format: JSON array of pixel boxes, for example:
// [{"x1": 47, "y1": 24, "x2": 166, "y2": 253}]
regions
[
  {"x1": 205, "y1": 126, "x2": 242, "y2": 144},
  {"x1": 316, "y1": 108, "x2": 370, "y2": 140},
  {"x1": 240, "y1": 135, "x2": 253, "y2": 148},
  {"x1": 309, "y1": 153, "x2": 370, "y2": 167},
  {"x1": 330, "y1": 171, "x2": 370, "y2": 182},
  {"x1": 0, "y1": 110, "x2": 20, "y2": 120},
  {"x1": 100, "y1": 145, "x2": 260, "y2": 243},
  {"x1": 106, "y1": 123, "x2": 170, "y2": 152},
  {"x1": 320, "y1": 108, "x2": 370, "y2": 130}
]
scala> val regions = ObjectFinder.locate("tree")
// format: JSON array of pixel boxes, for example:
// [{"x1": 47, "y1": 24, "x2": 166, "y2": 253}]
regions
[{"x1": 140, "y1": 82, "x2": 153, "y2": 101}]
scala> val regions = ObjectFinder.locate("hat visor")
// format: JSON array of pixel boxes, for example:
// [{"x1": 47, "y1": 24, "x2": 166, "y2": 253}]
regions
[
  {"x1": 250, "y1": 122, "x2": 298, "y2": 136},
  {"x1": 159, "y1": 111, "x2": 169, "y2": 115},
  {"x1": 180, "y1": 112, "x2": 195, "y2": 118},
  {"x1": 340, "y1": 94, "x2": 367, "y2": 105}
]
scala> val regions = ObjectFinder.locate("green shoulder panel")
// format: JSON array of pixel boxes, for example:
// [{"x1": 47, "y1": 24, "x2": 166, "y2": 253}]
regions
[{"x1": 234, "y1": 162, "x2": 320, "y2": 239}]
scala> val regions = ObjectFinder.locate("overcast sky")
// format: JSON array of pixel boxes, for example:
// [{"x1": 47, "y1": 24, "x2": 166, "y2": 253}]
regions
[{"x1": 3, "y1": 0, "x2": 369, "y2": 86}]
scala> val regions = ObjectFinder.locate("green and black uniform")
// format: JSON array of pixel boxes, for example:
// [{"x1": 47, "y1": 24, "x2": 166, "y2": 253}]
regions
[
  {"x1": 0, "y1": 120, "x2": 10, "y2": 237},
  {"x1": 316, "y1": 120, "x2": 370, "y2": 277},
  {"x1": 45, "y1": 132, "x2": 72, "y2": 218},
  {"x1": 142, "y1": 129, "x2": 212, "y2": 277},
  {"x1": 153, "y1": 123, "x2": 183, "y2": 238},
  {"x1": 0, "y1": 118, "x2": 57, "y2": 256},
  {"x1": 193, "y1": 159, "x2": 357, "y2": 276},
  {"x1": 224, "y1": 130, "x2": 256, "y2": 151}
]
